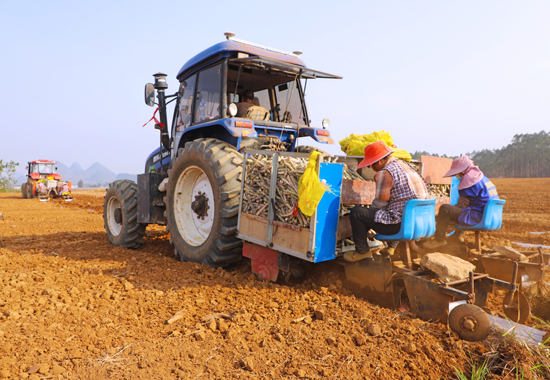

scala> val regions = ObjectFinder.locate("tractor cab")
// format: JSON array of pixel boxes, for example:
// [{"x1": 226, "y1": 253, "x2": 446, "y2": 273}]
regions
[
  {"x1": 143, "y1": 33, "x2": 341, "y2": 174},
  {"x1": 27, "y1": 160, "x2": 61, "y2": 180}
]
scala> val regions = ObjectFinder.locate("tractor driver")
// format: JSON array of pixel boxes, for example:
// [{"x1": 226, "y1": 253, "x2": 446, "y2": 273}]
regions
[
  {"x1": 345, "y1": 141, "x2": 430, "y2": 262},
  {"x1": 235, "y1": 90, "x2": 255, "y2": 117}
]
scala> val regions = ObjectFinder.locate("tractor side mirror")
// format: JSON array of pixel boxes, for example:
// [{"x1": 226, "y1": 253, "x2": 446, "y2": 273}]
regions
[{"x1": 145, "y1": 83, "x2": 155, "y2": 107}]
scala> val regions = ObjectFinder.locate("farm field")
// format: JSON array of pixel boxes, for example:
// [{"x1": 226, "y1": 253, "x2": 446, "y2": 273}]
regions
[{"x1": 0, "y1": 179, "x2": 549, "y2": 379}]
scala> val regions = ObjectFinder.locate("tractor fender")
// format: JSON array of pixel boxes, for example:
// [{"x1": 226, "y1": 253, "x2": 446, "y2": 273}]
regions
[{"x1": 175, "y1": 119, "x2": 258, "y2": 156}]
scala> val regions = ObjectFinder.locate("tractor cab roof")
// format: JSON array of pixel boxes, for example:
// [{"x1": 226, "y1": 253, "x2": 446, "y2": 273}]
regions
[
  {"x1": 176, "y1": 37, "x2": 341, "y2": 81},
  {"x1": 29, "y1": 160, "x2": 57, "y2": 164}
]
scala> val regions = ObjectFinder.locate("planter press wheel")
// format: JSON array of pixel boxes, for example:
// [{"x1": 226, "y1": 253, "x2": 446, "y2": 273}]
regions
[
  {"x1": 449, "y1": 304, "x2": 491, "y2": 342},
  {"x1": 503, "y1": 291, "x2": 530, "y2": 324}
]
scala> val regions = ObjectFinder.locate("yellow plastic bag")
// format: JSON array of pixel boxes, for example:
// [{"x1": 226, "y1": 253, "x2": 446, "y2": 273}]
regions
[
  {"x1": 391, "y1": 148, "x2": 412, "y2": 162},
  {"x1": 339, "y1": 130, "x2": 411, "y2": 162},
  {"x1": 298, "y1": 151, "x2": 327, "y2": 217}
]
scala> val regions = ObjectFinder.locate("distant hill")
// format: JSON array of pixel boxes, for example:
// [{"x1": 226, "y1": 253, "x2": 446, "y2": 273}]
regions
[
  {"x1": 16, "y1": 162, "x2": 136, "y2": 186},
  {"x1": 70, "y1": 162, "x2": 83, "y2": 172}
]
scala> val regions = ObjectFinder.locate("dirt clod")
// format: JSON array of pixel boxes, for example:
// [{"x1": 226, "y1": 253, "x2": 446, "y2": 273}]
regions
[
  {"x1": 404, "y1": 343, "x2": 416, "y2": 353},
  {"x1": 367, "y1": 323, "x2": 382, "y2": 336},
  {"x1": 354, "y1": 334, "x2": 366, "y2": 346},
  {"x1": 241, "y1": 357, "x2": 255, "y2": 371},
  {"x1": 195, "y1": 331, "x2": 206, "y2": 341},
  {"x1": 207, "y1": 319, "x2": 217, "y2": 331},
  {"x1": 354, "y1": 308, "x2": 370, "y2": 319},
  {"x1": 218, "y1": 319, "x2": 229, "y2": 333}
]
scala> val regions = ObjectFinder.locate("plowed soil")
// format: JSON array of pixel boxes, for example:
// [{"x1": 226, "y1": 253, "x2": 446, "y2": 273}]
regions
[{"x1": 0, "y1": 178, "x2": 549, "y2": 379}]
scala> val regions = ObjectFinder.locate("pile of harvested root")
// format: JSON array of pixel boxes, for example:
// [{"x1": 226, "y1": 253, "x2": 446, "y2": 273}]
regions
[
  {"x1": 242, "y1": 154, "x2": 368, "y2": 228},
  {"x1": 429, "y1": 184, "x2": 451, "y2": 198},
  {"x1": 242, "y1": 154, "x2": 310, "y2": 227}
]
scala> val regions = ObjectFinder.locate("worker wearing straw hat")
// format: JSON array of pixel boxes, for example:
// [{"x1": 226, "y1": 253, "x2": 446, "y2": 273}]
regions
[
  {"x1": 423, "y1": 155, "x2": 499, "y2": 249},
  {"x1": 345, "y1": 141, "x2": 429, "y2": 262}
]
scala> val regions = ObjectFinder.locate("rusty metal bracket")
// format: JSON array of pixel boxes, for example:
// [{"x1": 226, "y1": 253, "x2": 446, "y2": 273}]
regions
[
  {"x1": 443, "y1": 273, "x2": 489, "y2": 287},
  {"x1": 505, "y1": 262, "x2": 520, "y2": 310}
]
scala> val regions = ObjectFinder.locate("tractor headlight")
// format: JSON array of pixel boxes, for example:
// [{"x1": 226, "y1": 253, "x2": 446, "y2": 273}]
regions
[
  {"x1": 229, "y1": 103, "x2": 238, "y2": 117},
  {"x1": 322, "y1": 118, "x2": 330, "y2": 129}
]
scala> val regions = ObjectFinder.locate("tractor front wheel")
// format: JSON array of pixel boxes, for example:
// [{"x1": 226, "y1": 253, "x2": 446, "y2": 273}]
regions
[
  {"x1": 103, "y1": 180, "x2": 145, "y2": 249},
  {"x1": 166, "y1": 138, "x2": 242, "y2": 267},
  {"x1": 21, "y1": 183, "x2": 27, "y2": 199}
]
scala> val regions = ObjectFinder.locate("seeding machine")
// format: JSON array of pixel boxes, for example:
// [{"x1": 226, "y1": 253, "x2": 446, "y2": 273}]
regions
[{"x1": 103, "y1": 34, "x2": 544, "y2": 342}]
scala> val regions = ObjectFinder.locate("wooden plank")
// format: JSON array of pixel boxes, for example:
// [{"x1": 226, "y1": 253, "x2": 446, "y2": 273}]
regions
[
  {"x1": 273, "y1": 224, "x2": 310, "y2": 255},
  {"x1": 239, "y1": 213, "x2": 268, "y2": 242},
  {"x1": 420, "y1": 156, "x2": 452, "y2": 185},
  {"x1": 271, "y1": 220, "x2": 302, "y2": 232},
  {"x1": 341, "y1": 179, "x2": 376, "y2": 205},
  {"x1": 239, "y1": 213, "x2": 310, "y2": 255}
]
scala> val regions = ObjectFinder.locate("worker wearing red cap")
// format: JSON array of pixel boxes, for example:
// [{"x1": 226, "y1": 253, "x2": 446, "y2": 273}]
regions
[
  {"x1": 345, "y1": 141, "x2": 429, "y2": 261},
  {"x1": 423, "y1": 155, "x2": 499, "y2": 249}
]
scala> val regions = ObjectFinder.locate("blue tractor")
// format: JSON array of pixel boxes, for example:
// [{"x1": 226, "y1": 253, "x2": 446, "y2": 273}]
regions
[{"x1": 103, "y1": 33, "x2": 341, "y2": 267}]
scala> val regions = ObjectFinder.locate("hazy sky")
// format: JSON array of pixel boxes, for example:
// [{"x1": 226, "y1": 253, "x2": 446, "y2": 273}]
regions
[{"x1": 1, "y1": 0, "x2": 549, "y2": 175}]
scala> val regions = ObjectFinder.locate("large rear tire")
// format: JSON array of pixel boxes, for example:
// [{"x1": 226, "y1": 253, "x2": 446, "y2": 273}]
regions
[
  {"x1": 103, "y1": 180, "x2": 146, "y2": 249},
  {"x1": 26, "y1": 181, "x2": 34, "y2": 198},
  {"x1": 166, "y1": 138, "x2": 242, "y2": 267},
  {"x1": 21, "y1": 183, "x2": 27, "y2": 199}
]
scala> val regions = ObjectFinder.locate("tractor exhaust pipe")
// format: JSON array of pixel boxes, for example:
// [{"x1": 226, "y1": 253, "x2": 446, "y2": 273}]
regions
[{"x1": 153, "y1": 73, "x2": 171, "y2": 152}]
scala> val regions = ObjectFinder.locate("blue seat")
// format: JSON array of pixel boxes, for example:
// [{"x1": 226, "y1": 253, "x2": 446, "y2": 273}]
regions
[
  {"x1": 376, "y1": 198, "x2": 436, "y2": 266},
  {"x1": 456, "y1": 199, "x2": 506, "y2": 251}
]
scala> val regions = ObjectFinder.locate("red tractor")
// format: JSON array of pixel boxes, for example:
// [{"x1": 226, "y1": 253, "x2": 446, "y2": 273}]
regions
[{"x1": 21, "y1": 160, "x2": 73, "y2": 201}]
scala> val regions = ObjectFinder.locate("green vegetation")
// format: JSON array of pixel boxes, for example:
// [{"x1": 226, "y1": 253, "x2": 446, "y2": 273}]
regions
[
  {"x1": 0, "y1": 188, "x2": 19, "y2": 193},
  {"x1": 453, "y1": 344, "x2": 550, "y2": 380},
  {"x1": 412, "y1": 130, "x2": 550, "y2": 178},
  {"x1": 454, "y1": 356, "x2": 490, "y2": 379},
  {"x1": 0, "y1": 159, "x2": 19, "y2": 189},
  {"x1": 411, "y1": 151, "x2": 458, "y2": 160}
]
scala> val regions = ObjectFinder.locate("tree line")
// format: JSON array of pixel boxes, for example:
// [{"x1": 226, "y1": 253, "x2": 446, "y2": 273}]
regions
[
  {"x1": 412, "y1": 130, "x2": 550, "y2": 178},
  {"x1": 0, "y1": 160, "x2": 19, "y2": 190}
]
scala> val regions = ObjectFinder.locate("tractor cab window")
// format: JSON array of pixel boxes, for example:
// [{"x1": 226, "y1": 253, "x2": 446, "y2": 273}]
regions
[
  {"x1": 175, "y1": 75, "x2": 196, "y2": 132},
  {"x1": 33, "y1": 163, "x2": 53, "y2": 174},
  {"x1": 226, "y1": 60, "x2": 309, "y2": 127},
  {"x1": 274, "y1": 81, "x2": 305, "y2": 125},
  {"x1": 195, "y1": 64, "x2": 222, "y2": 124},
  {"x1": 251, "y1": 89, "x2": 270, "y2": 110}
]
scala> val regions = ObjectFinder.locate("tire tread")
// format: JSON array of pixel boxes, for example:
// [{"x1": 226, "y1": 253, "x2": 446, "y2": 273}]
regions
[
  {"x1": 167, "y1": 138, "x2": 243, "y2": 267},
  {"x1": 103, "y1": 180, "x2": 146, "y2": 249}
]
